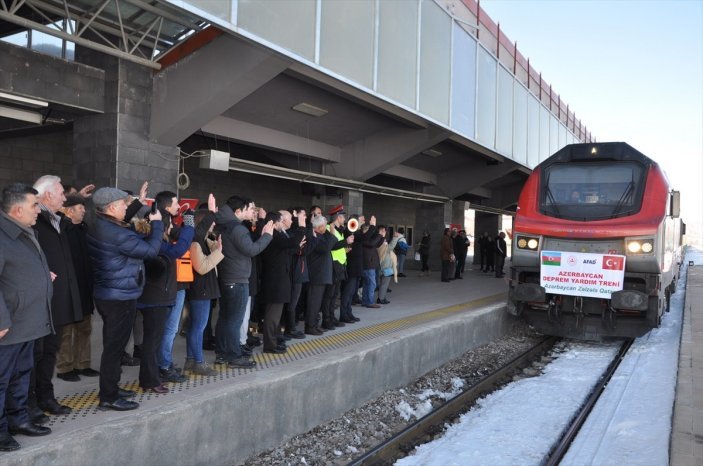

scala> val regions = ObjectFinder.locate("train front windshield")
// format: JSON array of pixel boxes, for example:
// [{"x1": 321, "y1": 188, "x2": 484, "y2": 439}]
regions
[{"x1": 540, "y1": 161, "x2": 645, "y2": 220}]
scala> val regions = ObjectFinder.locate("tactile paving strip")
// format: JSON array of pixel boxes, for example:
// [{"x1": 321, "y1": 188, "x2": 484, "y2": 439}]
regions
[{"x1": 48, "y1": 292, "x2": 506, "y2": 425}]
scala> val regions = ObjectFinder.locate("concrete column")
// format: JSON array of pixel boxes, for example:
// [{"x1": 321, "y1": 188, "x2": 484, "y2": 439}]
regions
[
  {"x1": 472, "y1": 212, "x2": 502, "y2": 264},
  {"x1": 72, "y1": 48, "x2": 179, "y2": 194},
  {"x1": 344, "y1": 190, "x2": 364, "y2": 217},
  {"x1": 413, "y1": 201, "x2": 452, "y2": 271},
  {"x1": 452, "y1": 201, "x2": 468, "y2": 228}
]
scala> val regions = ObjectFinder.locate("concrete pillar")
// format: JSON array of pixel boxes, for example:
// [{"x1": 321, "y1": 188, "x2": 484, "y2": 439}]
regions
[
  {"x1": 72, "y1": 47, "x2": 179, "y2": 194},
  {"x1": 472, "y1": 212, "x2": 502, "y2": 264},
  {"x1": 452, "y1": 201, "x2": 468, "y2": 228},
  {"x1": 344, "y1": 190, "x2": 364, "y2": 217},
  {"x1": 413, "y1": 201, "x2": 452, "y2": 271}
]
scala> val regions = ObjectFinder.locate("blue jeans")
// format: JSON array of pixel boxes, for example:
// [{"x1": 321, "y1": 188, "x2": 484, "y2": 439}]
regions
[
  {"x1": 397, "y1": 254, "x2": 407, "y2": 274},
  {"x1": 215, "y1": 283, "x2": 249, "y2": 360},
  {"x1": 157, "y1": 289, "x2": 185, "y2": 370},
  {"x1": 186, "y1": 299, "x2": 211, "y2": 363},
  {"x1": 362, "y1": 269, "x2": 376, "y2": 305}
]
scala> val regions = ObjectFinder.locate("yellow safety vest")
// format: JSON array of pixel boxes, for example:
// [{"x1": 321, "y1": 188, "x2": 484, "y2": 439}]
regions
[{"x1": 328, "y1": 225, "x2": 347, "y2": 265}]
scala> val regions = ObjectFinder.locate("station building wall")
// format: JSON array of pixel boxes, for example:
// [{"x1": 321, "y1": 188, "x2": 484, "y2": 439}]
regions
[{"x1": 0, "y1": 130, "x2": 74, "y2": 187}]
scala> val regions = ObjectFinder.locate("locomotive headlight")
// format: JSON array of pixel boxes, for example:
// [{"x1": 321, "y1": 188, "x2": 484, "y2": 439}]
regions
[
  {"x1": 626, "y1": 238, "x2": 654, "y2": 255},
  {"x1": 516, "y1": 235, "x2": 539, "y2": 250}
]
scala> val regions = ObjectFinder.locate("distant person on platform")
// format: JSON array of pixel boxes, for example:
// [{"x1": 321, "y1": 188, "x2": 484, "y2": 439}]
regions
[
  {"x1": 478, "y1": 232, "x2": 489, "y2": 272},
  {"x1": 393, "y1": 227, "x2": 409, "y2": 278},
  {"x1": 495, "y1": 232, "x2": 507, "y2": 278},
  {"x1": 0, "y1": 184, "x2": 53, "y2": 452},
  {"x1": 453, "y1": 230, "x2": 469, "y2": 280},
  {"x1": 87, "y1": 187, "x2": 163, "y2": 411},
  {"x1": 440, "y1": 228, "x2": 455, "y2": 282},
  {"x1": 417, "y1": 230, "x2": 430, "y2": 277}
]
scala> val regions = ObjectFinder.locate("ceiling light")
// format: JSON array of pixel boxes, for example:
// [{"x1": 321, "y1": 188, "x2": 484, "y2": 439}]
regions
[
  {"x1": 292, "y1": 102, "x2": 328, "y2": 117},
  {"x1": 0, "y1": 104, "x2": 42, "y2": 124},
  {"x1": 0, "y1": 92, "x2": 48, "y2": 108},
  {"x1": 421, "y1": 149, "x2": 443, "y2": 158}
]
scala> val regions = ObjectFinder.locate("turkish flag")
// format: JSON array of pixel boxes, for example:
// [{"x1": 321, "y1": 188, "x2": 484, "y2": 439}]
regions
[{"x1": 602, "y1": 255, "x2": 625, "y2": 271}]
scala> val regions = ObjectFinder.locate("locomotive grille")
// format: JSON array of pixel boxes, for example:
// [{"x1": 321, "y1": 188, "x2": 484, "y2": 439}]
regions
[{"x1": 542, "y1": 238, "x2": 624, "y2": 255}]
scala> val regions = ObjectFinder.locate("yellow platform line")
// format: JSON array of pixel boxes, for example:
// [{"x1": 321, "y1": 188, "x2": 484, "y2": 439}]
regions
[{"x1": 56, "y1": 292, "x2": 506, "y2": 413}]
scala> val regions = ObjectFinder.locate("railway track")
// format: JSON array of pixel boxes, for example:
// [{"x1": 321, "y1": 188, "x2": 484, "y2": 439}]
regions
[
  {"x1": 348, "y1": 336, "x2": 559, "y2": 466},
  {"x1": 544, "y1": 338, "x2": 634, "y2": 465},
  {"x1": 349, "y1": 337, "x2": 633, "y2": 466}
]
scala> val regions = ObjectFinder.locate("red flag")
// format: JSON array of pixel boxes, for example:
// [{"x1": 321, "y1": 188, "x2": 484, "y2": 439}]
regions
[{"x1": 602, "y1": 256, "x2": 624, "y2": 270}]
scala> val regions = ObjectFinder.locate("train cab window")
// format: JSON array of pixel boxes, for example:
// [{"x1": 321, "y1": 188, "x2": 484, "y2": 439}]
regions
[{"x1": 540, "y1": 162, "x2": 645, "y2": 220}]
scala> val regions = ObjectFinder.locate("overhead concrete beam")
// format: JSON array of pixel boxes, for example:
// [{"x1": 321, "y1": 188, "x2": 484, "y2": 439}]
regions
[
  {"x1": 338, "y1": 126, "x2": 450, "y2": 181},
  {"x1": 150, "y1": 35, "x2": 291, "y2": 146},
  {"x1": 467, "y1": 186, "x2": 492, "y2": 198},
  {"x1": 382, "y1": 165, "x2": 437, "y2": 185},
  {"x1": 439, "y1": 162, "x2": 519, "y2": 199},
  {"x1": 201, "y1": 116, "x2": 341, "y2": 162}
]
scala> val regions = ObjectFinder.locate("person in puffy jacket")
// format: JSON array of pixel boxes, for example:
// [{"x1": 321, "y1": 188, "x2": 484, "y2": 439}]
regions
[{"x1": 86, "y1": 187, "x2": 163, "y2": 411}]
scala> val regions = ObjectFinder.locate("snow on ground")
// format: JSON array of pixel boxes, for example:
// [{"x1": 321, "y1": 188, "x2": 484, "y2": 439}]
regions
[
  {"x1": 395, "y1": 340, "x2": 621, "y2": 466},
  {"x1": 563, "y1": 248, "x2": 702, "y2": 466},
  {"x1": 396, "y1": 248, "x2": 701, "y2": 466}
]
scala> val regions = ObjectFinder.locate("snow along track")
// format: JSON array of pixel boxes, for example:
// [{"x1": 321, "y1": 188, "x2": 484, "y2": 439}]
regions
[{"x1": 391, "y1": 339, "x2": 629, "y2": 466}]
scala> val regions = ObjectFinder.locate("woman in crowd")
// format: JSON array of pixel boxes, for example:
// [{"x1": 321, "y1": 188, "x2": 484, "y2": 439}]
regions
[{"x1": 184, "y1": 206, "x2": 223, "y2": 376}]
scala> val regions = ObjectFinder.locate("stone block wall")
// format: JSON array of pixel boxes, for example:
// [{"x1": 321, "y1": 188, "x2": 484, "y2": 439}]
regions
[{"x1": 0, "y1": 129, "x2": 74, "y2": 187}]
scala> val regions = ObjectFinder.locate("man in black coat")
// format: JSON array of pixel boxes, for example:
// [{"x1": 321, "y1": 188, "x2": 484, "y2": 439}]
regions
[
  {"x1": 339, "y1": 215, "x2": 375, "y2": 321},
  {"x1": 361, "y1": 218, "x2": 383, "y2": 308},
  {"x1": 0, "y1": 183, "x2": 54, "y2": 451},
  {"x1": 305, "y1": 215, "x2": 346, "y2": 335},
  {"x1": 55, "y1": 195, "x2": 99, "y2": 382},
  {"x1": 495, "y1": 232, "x2": 507, "y2": 278},
  {"x1": 31, "y1": 175, "x2": 83, "y2": 417},
  {"x1": 453, "y1": 230, "x2": 469, "y2": 279},
  {"x1": 259, "y1": 211, "x2": 306, "y2": 353}
]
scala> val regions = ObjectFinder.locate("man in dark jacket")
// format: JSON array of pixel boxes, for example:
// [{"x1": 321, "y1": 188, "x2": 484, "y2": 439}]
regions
[
  {"x1": 87, "y1": 187, "x2": 163, "y2": 411},
  {"x1": 260, "y1": 211, "x2": 306, "y2": 353},
  {"x1": 0, "y1": 184, "x2": 53, "y2": 451},
  {"x1": 283, "y1": 208, "x2": 312, "y2": 339},
  {"x1": 305, "y1": 215, "x2": 345, "y2": 335},
  {"x1": 31, "y1": 175, "x2": 82, "y2": 417},
  {"x1": 453, "y1": 230, "x2": 470, "y2": 279},
  {"x1": 339, "y1": 215, "x2": 374, "y2": 322},
  {"x1": 213, "y1": 196, "x2": 273, "y2": 368},
  {"x1": 361, "y1": 217, "x2": 383, "y2": 308},
  {"x1": 55, "y1": 194, "x2": 99, "y2": 382},
  {"x1": 495, "y1": 232, "x2": 507, "y2": 278}
]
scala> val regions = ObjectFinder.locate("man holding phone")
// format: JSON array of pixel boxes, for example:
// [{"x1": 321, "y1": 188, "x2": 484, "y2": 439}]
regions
[{"x1": 87, "y1": 187, "x2": 164, "y2": 411}]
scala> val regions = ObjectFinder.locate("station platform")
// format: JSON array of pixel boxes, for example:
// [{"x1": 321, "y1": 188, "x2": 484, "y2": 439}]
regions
[
  {"x1": 671, "y1": 255, "x2": 703, "y2": 465},
  {"x1": 3, "y1": 263, "x2": 512, "y2": 466}
]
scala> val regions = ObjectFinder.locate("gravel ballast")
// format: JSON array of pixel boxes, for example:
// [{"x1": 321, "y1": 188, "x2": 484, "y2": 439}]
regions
[{"x1": 238, "y1": 321, "x2": 543, "y2": 466}]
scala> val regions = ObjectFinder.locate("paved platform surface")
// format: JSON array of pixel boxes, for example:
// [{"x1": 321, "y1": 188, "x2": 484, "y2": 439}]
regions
[
  {"x1": 4, "y1": 261, "x2": 511, "y2": 465},
  {"x1": 671, "y1": 257, "x2": 703, "y2": 466}
]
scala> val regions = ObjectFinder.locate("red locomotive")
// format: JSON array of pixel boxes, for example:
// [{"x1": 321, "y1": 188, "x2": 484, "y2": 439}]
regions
[{"x1": 508, "y1": 142, "x2": 685, "y2": 339}]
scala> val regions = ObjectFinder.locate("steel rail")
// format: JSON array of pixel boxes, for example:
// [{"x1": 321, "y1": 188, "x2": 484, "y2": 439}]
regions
[
  {"x1": 544, "y1": 338, "x2": 634, "y2": 466},
  {"x1": 348, "y1": 336, "x2": 558, "y2": 466}
]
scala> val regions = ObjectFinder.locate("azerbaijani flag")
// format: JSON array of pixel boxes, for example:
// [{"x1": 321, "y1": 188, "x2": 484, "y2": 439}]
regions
[{"x1": 542, "y1": 252, "x2": 561, "y2": 266}]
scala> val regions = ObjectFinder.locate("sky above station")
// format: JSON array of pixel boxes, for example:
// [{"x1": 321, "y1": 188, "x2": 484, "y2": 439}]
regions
[{"x1": 480, "y1": 0, "x2": 703, "y2": 244}]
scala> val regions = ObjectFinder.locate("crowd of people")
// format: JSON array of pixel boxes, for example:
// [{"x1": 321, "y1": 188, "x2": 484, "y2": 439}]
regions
[
  {"x1": 0, "y1": 177, "x2": 414, "y2": 451},
  {"x1": 0, "y1": 174, "x2": 513, "y2": 452}
]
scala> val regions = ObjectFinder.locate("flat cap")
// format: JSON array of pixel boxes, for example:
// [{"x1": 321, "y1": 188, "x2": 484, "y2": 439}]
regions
[
  {"x1": 93, "y1": 187, "x2": 129, "y2": 209},
  {"x1": 64, "y1": 194, "x2": 86, "y2": 208}
]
